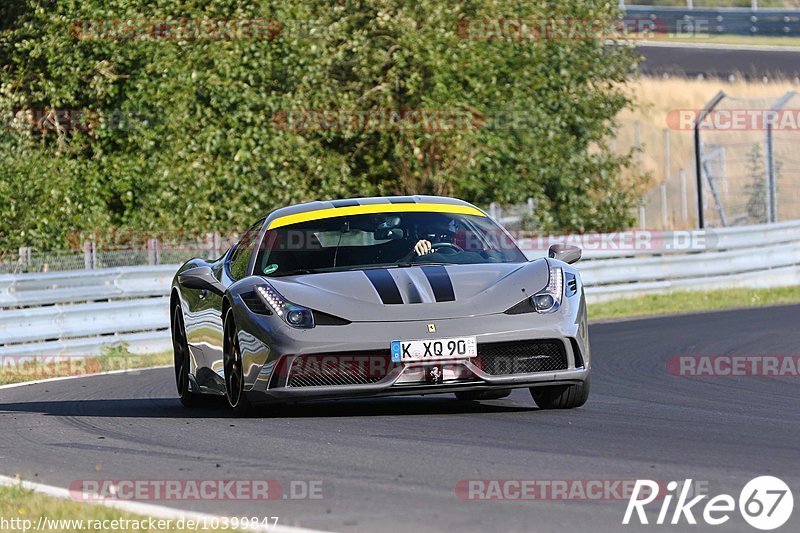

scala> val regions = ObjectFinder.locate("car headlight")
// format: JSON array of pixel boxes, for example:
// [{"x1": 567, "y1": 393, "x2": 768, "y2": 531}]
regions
[
  {"x1": 256, "y1": 284, "x2": 315, "y2": 329},
  {"x1": 530, "y1": 267, "x2": 562, "y2": 313}
]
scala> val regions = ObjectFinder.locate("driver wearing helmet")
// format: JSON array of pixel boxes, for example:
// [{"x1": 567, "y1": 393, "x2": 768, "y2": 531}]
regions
[{"x1": 412, "y1": 220, "x2": 459, "y2": 256}]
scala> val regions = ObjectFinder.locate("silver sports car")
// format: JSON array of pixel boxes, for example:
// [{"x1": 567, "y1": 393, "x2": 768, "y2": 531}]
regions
[{"x1": 171, "y1": 196, "x2": 590, "y2": 414}]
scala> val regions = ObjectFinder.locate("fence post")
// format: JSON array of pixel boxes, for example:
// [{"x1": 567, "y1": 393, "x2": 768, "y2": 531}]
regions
[
  {"x1": 146, "y1": 238, "x2": 161, "y2": 265},
  {"x1": 764, "y1": 91, "x2": 795, "y2": 224},
  {"x1": 679, "y1": 168, "x2": 688, "y2": 222},
  {"x1": 663, "y1": 128, "x2": 670, "y2": 184},
  {"x1": 18, "y1": 247, "x2": 31, "y2": 272},
  {"x1": 206, "y1": 232, "x2": 223, "y2": 258},
  {"x1": 83, "y1": 241, "x2": 95, "y2": 269},
  {"x1": 639, "y1": 200, "x2": 646, "y2": 230},
  {"x1": 635, "y1": 121, "x2": 642, "y2": 165},
  {"x1": 694, "y1": 91, "x2": 726, "y2": 229},
  {"x1": 766, "y1": 125, "x2": 776, "y2": 223}
]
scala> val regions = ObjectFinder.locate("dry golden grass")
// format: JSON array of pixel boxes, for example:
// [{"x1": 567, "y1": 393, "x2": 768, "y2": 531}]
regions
[{"x1": 618, "y1": 76, "x2": 799, "y2": 185}]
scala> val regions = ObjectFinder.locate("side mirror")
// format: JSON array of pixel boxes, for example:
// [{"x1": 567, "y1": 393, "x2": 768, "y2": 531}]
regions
[
  {"x1": 178, "y1": 266, "x2": 226, "y2": 296},
  {"x1": 548, "y1": 244, "x2": 581, "y2": 264}
]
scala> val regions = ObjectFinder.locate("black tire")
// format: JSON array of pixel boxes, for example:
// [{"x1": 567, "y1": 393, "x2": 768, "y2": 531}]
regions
[
  {"x1": 530, "y1": 376, "x2": 590, "y2": 409},
  {"x1": 455, "y1": 389, "x2": 511, "y2": 401},
  {"x1": 223, "y1": 308, "x2": 252, "y2": 416},
  {"x1": 172, "y1": 304, "x2": 202, "y2": 407}
]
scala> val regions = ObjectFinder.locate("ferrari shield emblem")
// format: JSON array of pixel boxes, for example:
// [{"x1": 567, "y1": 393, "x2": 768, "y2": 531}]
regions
[{"x1": 427, "y1": 324, "x2": 436, "y2": 333}]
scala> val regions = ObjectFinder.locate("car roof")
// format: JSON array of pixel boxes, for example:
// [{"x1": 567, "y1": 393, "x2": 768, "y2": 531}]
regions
[{"x1": 263, "y1": 195, "x2": 486, "y2": 230}]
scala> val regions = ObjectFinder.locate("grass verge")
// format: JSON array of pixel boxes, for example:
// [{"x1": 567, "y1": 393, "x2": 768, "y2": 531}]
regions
[
  {"x1": 0, "y1": 484, "x2": 245, "y2": 532},
  {"x1": 589, "y1": 285, "x2": 800, "y2": 321}
]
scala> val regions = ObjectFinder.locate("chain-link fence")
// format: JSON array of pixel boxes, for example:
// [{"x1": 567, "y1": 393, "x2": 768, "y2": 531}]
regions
[
  {"x1": 0, "y1": 234, "x2": 237, "y2": 274},
  {"x1": 696, "y1": 91, "x2": 800, "y2": 228}
]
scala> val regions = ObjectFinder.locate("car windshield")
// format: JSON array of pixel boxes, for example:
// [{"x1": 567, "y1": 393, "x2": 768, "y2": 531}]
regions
[{"x1": 255, "y1": 211, "x2": 527, "y2": 277}]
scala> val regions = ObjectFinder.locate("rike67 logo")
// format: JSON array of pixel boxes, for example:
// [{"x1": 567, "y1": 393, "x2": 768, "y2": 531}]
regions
[{"x1": 624, "y1": 477, "x2": 794, "y2": 530}]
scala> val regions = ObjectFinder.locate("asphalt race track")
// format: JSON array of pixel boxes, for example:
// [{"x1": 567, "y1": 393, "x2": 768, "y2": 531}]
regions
[
  {"x1": 638, "y1": 43, "x2": 800, "y2": 80},
  {"x1": 1, "y1": 305, "x2": 798, "y2": 532}
]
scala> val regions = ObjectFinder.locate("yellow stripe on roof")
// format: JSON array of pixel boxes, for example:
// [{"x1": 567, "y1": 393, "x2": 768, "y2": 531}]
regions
[{"x1": 267, "y1": 202, "x2": 485, "y2": 229}]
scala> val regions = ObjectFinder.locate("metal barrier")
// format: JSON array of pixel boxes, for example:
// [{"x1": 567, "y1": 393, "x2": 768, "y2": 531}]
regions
[
  {"x1": 625, "y1": 6, "x2": 800, "y2": 37},
  {"x1": 1, "y1": 220, "x2": 799, "y2": 356}
]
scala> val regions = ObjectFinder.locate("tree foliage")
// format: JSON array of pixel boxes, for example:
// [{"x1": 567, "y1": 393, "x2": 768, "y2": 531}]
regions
[{"x1": 0, "y1": 0, "x2": 644, "y2": 250}]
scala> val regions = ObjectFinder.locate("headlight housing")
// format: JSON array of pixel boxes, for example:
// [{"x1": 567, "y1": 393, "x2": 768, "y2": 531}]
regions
[
  {"x1": 530, "y1": 267, "x2": 562, "y2": 313},
  {"x1": 256, "y1": 284, "x2": 315, "y2": 329}
]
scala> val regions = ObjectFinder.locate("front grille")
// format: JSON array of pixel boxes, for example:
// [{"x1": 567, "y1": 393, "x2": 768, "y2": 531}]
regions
[
  {"x1": 475, "y1": 339, "x2": 568, "y2": 375},
  {"x1": 287, "y1": 351, "x2": 396, "y2": 387}
]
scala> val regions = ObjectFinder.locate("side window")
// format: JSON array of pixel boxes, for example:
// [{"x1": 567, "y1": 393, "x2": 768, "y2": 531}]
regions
[{"x1": 227, "y1": 219, "x2": 264, "y2": 280}]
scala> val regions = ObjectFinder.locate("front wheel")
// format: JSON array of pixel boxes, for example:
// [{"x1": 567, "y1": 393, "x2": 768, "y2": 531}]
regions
[
  {"x1": 172, "y1": 304, "x2": 202, "y2": 407},
  {"x1": 530, "y1": 376, "x2": 590, "y2": 409},
  {"x1": 223, "y1": 308, "x2": 252, "y2": 416}
]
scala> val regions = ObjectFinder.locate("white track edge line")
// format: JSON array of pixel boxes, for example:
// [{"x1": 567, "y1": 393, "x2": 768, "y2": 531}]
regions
[
  {"x1": 0, "y1": 369, "x2": 331, "y2": 532},
  {"x1": 0, "y1": 474, "x2": 330, "y2": 533}
]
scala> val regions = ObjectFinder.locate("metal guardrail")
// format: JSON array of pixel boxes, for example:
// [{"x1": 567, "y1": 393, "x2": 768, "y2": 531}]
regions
[
  {"x1": 625, "y1": 6, "x2": 800, "y2": 37},
  {"x1": 1, "y1": 220, "x2": 799, "y2": 356}
]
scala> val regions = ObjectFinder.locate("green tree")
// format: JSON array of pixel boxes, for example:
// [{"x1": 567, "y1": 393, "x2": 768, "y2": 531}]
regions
[{"x1": 0, "y1": 0, "x2": 644, "y2": 251}]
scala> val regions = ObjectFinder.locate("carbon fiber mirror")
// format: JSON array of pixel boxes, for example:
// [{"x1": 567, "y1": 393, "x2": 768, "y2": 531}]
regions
[
  {"x1": 548, "y1": 244, "x2": 581, "y2": 264},
  {"x1": 178, "y1": 266, "x2": 225, "y2": 296}
]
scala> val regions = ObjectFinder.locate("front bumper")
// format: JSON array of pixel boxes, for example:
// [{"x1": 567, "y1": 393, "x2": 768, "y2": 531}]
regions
[
  {"x1": 249, "y1": 364, "x2": 590, "y2": 405},
  {"x1": 228, "y1": 270, "x2": 590, "y2": 405}
]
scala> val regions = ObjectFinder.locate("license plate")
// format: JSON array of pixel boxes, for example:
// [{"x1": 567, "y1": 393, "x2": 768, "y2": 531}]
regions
[{"x1": 391, "y1": 336, "x2": 477, "y2": 363}]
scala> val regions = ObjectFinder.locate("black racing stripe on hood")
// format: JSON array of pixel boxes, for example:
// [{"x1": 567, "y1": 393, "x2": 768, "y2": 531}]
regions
[
  {"x1": 363, "y1": 269, "x2": 404, "y2": 304},
  {"x1": 421, "y1": 265, "x2": 455, "y2": 302}
]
